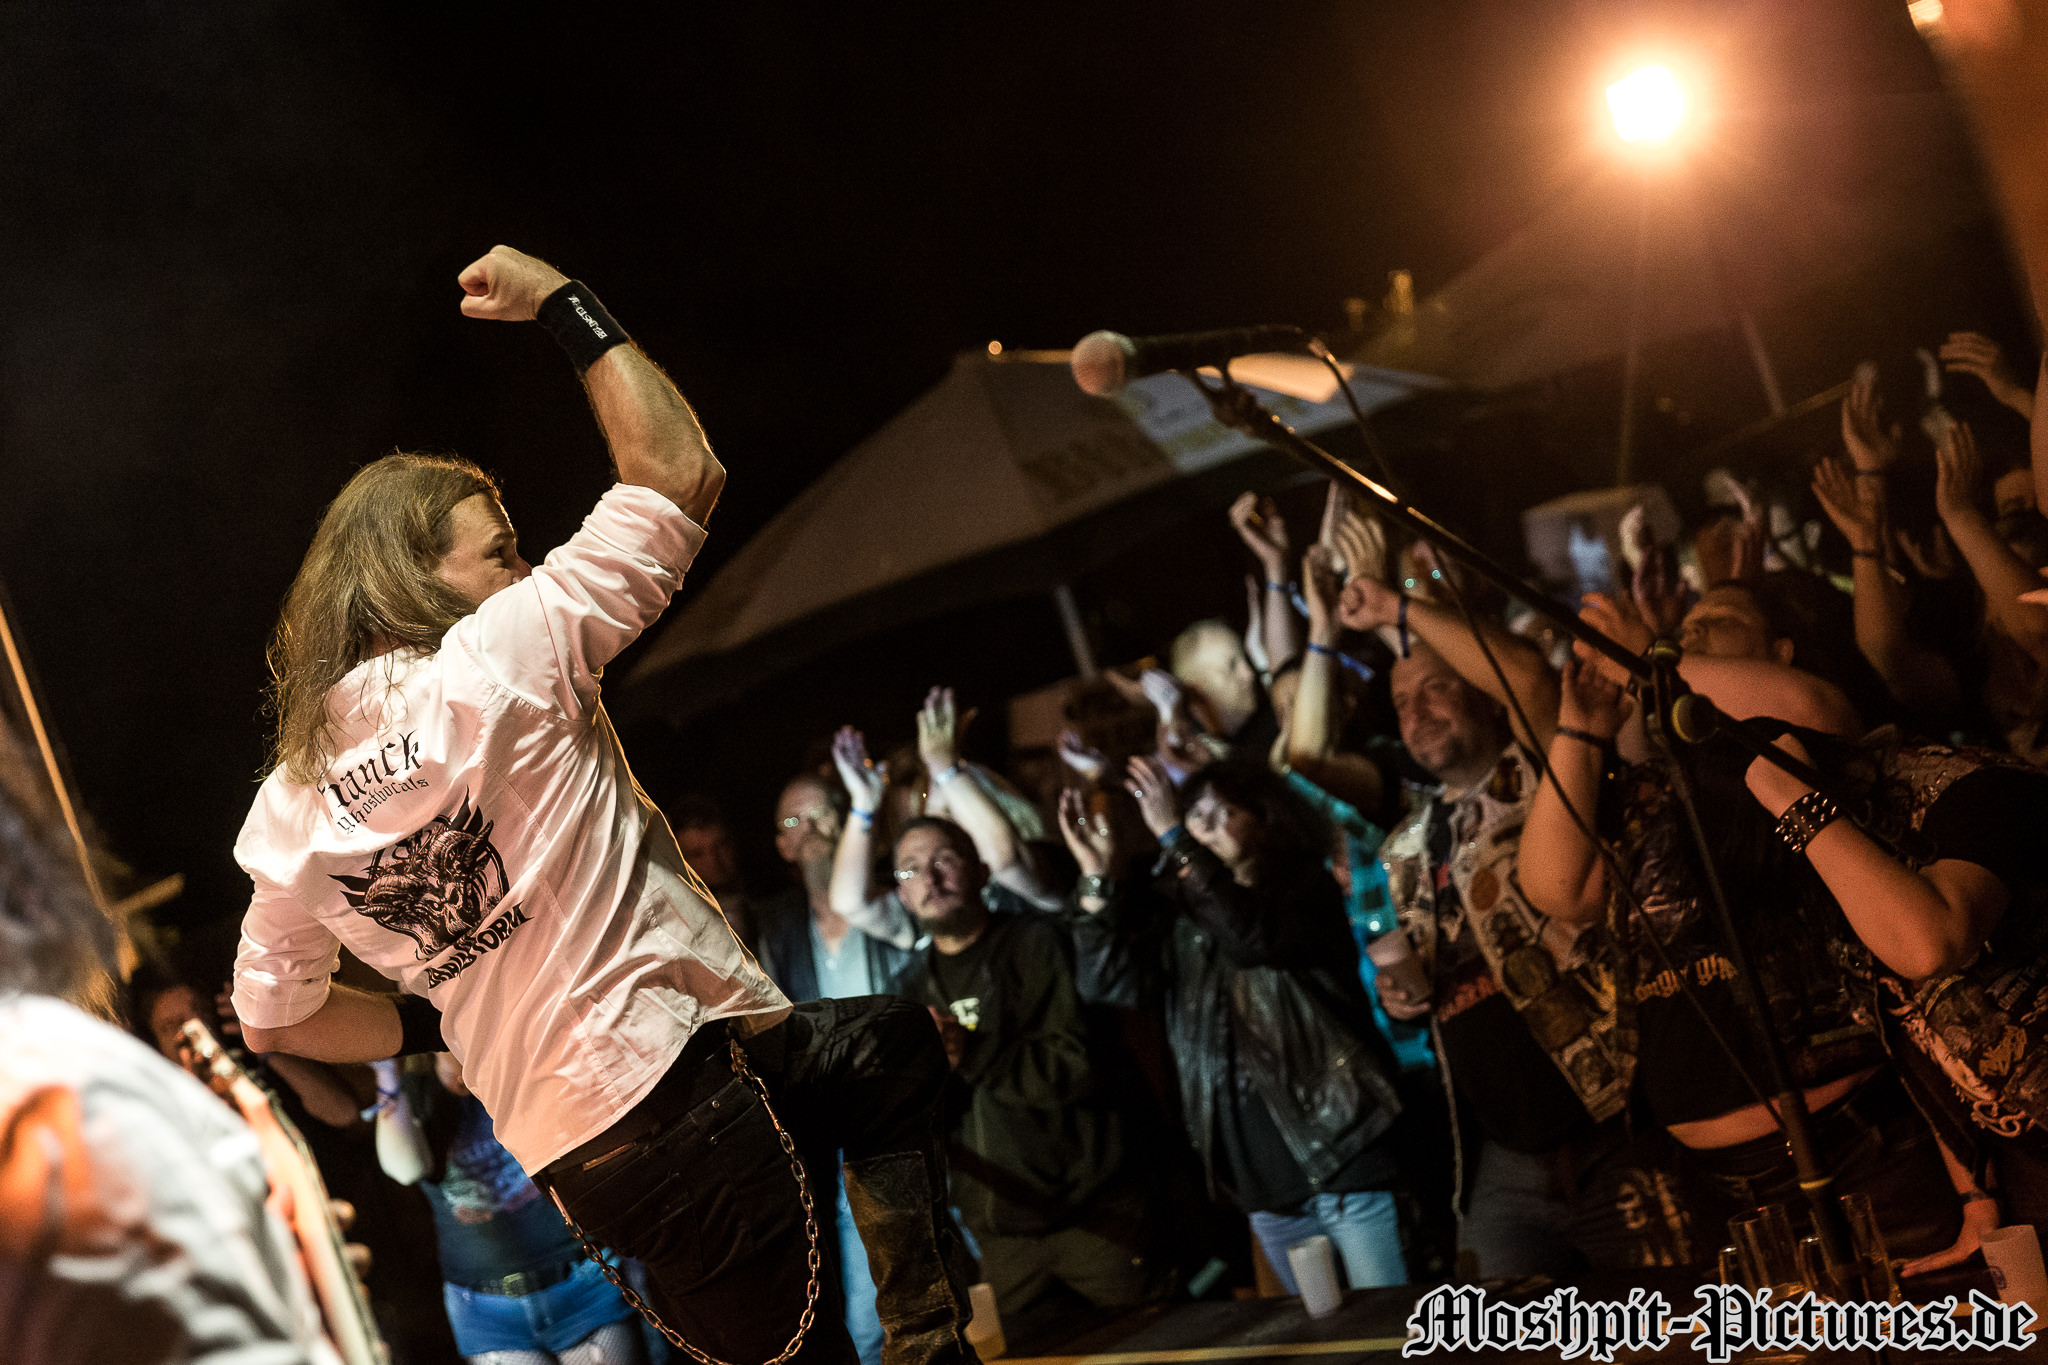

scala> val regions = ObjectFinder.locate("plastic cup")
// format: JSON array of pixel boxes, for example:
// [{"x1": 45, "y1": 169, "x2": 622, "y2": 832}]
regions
[
  {"x1": 1367, "y1": 930, "x2": 1429, "y2": 1003},
  {"x1": 966, "y1": 1281, "x2": 1005, "y2": 1358},
  {"x1": 1982, "y1": 1225, "x2": 2048, "y2": 1315},
  {"x1": 1288, "y1": 1234, "x2": 1343, "y2": 1318}
]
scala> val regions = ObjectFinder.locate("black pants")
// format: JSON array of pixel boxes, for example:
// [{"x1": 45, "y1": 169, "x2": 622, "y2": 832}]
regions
[
  {"x1": 539, "y1": 997, "x2": 960, "y2": 1365},
  {"x1": 1677, "y1": 1069, "x2": 1962, "y2": 1265}
]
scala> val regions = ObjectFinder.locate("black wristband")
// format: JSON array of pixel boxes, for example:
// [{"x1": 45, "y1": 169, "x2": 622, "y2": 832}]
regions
[
  {"x1": 1555, "y1": 725, "x2": 1615, "y2": 755},
  {"x1": 536, "y1": 280, "x2": 630, "y2": 373},
  {"x1": 394, "y1": 992, "x2": 446, "y2": 1057}
]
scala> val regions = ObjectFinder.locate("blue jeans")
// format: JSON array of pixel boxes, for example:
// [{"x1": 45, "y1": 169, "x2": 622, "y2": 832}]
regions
[
  {"x1": 836, "y1": 1168, "x2": 884, "y2": 1365},
  {"x1": 1248, "y1": 1190, "x2": 1406, "y2": 1293},
  {"x1": 441, "y1": 1256, "x2": 637, "y2": 1356}
]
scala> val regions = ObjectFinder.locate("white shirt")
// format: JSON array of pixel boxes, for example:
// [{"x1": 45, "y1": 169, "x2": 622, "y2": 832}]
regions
[
  {"x1": 232, "y1": 484, "x2": 789, "y2": 1171},
  {"x1": 0, "y1": 992, "x2": 337, "y2": 1365}
]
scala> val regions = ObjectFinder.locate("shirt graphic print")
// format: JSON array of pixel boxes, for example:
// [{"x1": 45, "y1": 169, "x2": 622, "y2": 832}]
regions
[{"x1": 332, "y1": 791, "x2": 527, "y2": 986}]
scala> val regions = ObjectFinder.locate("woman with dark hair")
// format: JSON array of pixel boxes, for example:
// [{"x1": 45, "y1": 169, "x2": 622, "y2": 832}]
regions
[{"x1": 1064, "y1": 756, "x2": 1409, "y2": 1292}]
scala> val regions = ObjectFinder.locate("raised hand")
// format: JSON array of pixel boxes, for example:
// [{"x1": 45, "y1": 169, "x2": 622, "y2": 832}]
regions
[
  {"x1": 1812, "y1": 454, "x2": 1884, "y2": 554},
  {"x1": 1559, "y1": 655, "x2": 1629, "y2": 740},
  {"x1": 1336, "y1": 575, "x2": 1402, "y2": 632},
  {"x1": 831, "y1": 725, "x2": 887, "y2": 815},
  {"x1": 1301, "y1": 544, "x2": 1344, "y2": 640},
  {"x1": 1941, "y1": 331, "x2": 2035, "y2": 416},
  {"x1": 1124, "y1": 755, "x2": 1182, "y2": 839},
  {"x1": 1322, "y1": 482, "x2": 1386, "y2": 583},
  {"x1": 916, "y1": 686, "x2": 968, "y2": 772},
  {"x1": 1055, "y1": 728, "x2": 1109, "y2": 781},
  {"x1": 1228, "y1": 491, "x2": 1290, "y2": 575},
  {"x1": 1242, "y1": 575, "x2": 1271, "y2": 675},
  {"x1": 1841, "y1": 362, "x2": 1901, "y2": 472},
  {"x1": 456, "y1": 245, "x2": 569, "y2": 322},
  {"x1": 1576, "y1": 593, "x2": 1649, "y2": 687},
  {"x1": 1137, "y1": 669, "x2": 1185, "y2": 725},
  {"x1": 1057, "y1": 787, "x2": 1114, "y2": 877},
  {"x1": 1934, "y1": 420, "x2": 1987, "y2": 525}
]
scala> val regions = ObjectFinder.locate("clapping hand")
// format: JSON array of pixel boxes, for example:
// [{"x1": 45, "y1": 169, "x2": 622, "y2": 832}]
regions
[
  {"x1": 831, "y1": 726, "x2": 887, "y2": 815},
  {"x1": 1941, "y1": 331, "x2": 2035, "y2": 416},
  {"x1": 1934, "y1": 421, "x2": 1986, "y2": 526},
  {"x1": 1841, "y1": 362, "x2": 1901, "y2": 472},
  {"x1": 1559, "y1": 655, "x2": 1629, "y2": 742},
  {"x1": 1124, "y1": 756, "x2": 1182, "y2": 840},
  {"x1": 1057, "y1": 787, "x2": 1114, "y2": 877},
  {"x1": 917, "y1": 686, "x2": 968, "y2": 773},
  {"x1": 1056, "y1": 728, "x2": 1109, "y2": 781},
  {"x1": 1301, "y1": 544, "x2": 1344, "y2": 640},
  {"x1": 1576, "y1": 592, "x2": 1651, "y2": 687},
  {"x1": 1812, "y1": 454, "x2": 1884, "y2": 555}
]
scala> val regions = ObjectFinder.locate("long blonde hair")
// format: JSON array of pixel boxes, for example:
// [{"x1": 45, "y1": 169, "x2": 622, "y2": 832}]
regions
[{"x1": 267, "y1": 452, "x2": 498, "y2": 784}]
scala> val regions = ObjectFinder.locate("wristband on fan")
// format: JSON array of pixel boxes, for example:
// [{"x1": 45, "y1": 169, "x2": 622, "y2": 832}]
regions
[
  {"x1": 1555, "y1": 726, "x2": 1615, "y2": 756},
  {"x1": 929, "y1": 764, "x2": 962, "y2": 788},
  {"x1": 1396, "y1": 594, "x2": 1412, "y2": 659},
  {"x1": 536, "y1": 280, "x2": 630, "y2": 372},
  {"x1": 851, "y1": 808, "x2": 877, "y2": 831},
  {"x1": 394, "y1": 993, "x2": 446, "y2": 1057},
  {"x1": 1775, "y1": 790, "x2": 1843, "y2": 856}
]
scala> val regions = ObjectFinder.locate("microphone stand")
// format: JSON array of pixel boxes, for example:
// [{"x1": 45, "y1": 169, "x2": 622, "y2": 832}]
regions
[{"x1": 1188, "y1": 369, "x2": 1868, "y2": 1292}]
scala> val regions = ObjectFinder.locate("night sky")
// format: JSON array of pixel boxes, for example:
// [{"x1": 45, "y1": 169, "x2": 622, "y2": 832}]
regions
[{"x1": 0, "y1": 3, "x2": 2014, "y2": 961}]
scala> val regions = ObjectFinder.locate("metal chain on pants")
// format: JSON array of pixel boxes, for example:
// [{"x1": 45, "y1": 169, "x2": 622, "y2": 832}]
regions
[{"x1": 548, "y1": 1038, "x2": 821, "y2": 1365}]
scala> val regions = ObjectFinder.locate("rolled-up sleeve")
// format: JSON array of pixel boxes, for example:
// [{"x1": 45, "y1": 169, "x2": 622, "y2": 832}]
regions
[
  {"x1": 461, "y1": 483, "x2": 706, "y2": 719},
  {"x1": 231, "y1": 884, "x2": 342, "y2": 1030}
]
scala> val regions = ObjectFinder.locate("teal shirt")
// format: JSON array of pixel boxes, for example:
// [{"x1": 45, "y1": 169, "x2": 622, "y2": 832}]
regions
[{"x1": 1284, "y1": 769, "x2": 1434, "y2": 1072}]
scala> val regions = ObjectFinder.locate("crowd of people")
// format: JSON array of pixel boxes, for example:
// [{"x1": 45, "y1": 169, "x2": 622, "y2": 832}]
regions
[
  {"x1": 10, "y1": 234, "x2": 2048, "y2": 1365},
  {"x1": 652, "y1": 330, "x2": 2048, "y2": 1349}
]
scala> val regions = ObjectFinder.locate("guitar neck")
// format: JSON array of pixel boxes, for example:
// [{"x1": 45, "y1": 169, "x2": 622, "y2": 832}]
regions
[{"x1": 181, "y1": 1023, "x2": 389, "y2": 1365}]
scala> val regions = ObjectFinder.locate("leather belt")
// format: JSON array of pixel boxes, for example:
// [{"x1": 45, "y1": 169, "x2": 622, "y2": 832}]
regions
[{"x1": 451, "y1": 1259, "x2": 583, "y2": 1297}]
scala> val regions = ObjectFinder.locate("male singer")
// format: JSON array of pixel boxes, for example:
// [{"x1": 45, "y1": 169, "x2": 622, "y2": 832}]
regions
[{"x1": 232, "y1": 245, "x2": 976, "y2": 1365}]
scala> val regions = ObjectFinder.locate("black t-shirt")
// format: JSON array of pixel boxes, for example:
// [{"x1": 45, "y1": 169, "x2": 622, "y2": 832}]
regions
[
  {"x1": 931, "y1": 929, "x2": 999, "y2": 1032},
  {"x1": 1422, "y1": 811, "x2": 1593, "y2": 1154},
  {"x1": 1619, "y1": 737, "x2": 1885, "y2": 1128},
  {"x1": 1919, "y1": 766, "x2": 2048, "y2": 889}
]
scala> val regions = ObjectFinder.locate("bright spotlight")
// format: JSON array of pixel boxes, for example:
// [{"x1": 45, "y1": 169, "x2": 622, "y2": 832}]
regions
[{"x1": 1607, "y1": 66, "x2": 1685, "y2": 144}]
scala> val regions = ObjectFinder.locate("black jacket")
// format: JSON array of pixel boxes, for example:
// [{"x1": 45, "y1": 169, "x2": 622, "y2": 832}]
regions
[
  {"x1": 1070, "y1": 837, "x2": 1401, "y2": 1198},
  {"x1": 752, "y1": 886, "x2": 919, "y2": 1004},
  {"x1": 894, "y1": 910, "x2": 1135, "y2": 1237}
]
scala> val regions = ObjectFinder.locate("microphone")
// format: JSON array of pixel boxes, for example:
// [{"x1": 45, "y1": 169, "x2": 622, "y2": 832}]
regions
[{"x1": 1070, "y1": 325, "x2": 1311, "y2": 397}]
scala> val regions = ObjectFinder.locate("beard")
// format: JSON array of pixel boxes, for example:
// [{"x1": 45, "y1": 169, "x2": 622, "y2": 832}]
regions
[{"x1": 910, "y1": 896, "x2": 984, "y2": 938}]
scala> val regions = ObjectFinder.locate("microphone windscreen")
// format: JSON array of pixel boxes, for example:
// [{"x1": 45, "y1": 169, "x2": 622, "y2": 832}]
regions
[{"x1": 1071, "y1": 331, "x2": 1135, "y2": 397}]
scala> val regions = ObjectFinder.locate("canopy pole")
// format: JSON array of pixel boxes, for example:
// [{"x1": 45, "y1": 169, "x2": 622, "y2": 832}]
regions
[{"x1": 1051, "y1": 583, "x2": 1099, "y2": 679}]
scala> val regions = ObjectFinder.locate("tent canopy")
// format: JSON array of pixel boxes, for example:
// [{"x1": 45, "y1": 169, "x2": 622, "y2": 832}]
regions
[{"x1": 623, "y1": 351, "x2": 1433, "y2": 720}]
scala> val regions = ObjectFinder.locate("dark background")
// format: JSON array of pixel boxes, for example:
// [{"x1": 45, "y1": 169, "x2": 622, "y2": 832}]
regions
[{"x1": 0, "y1": 1, "x2": 2024, "y2": 948}]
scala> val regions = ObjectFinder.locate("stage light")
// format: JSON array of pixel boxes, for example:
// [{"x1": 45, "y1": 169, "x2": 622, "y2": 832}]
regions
[{"x1": 1607, "y1": 66, "x2": 1685, "y2": 144}]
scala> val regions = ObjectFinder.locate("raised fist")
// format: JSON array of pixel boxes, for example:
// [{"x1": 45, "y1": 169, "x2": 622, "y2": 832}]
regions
[{"x1": 457, "y1": 245, "x2": 569, "y2": 322}]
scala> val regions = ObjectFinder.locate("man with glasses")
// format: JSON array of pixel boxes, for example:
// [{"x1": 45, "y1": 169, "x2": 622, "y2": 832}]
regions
[
  {"x1": 754, "y1": 771, "x2": 921, "y2": 1365},
  {"x1": 890, "y1": 817, "x2": 1168, "y2": 1335}
]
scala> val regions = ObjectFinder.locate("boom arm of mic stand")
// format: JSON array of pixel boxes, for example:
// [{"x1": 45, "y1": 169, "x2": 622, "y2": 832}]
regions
[{"x1": 1192, "y1": 374, "x2": 1848, "y2": 802}]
